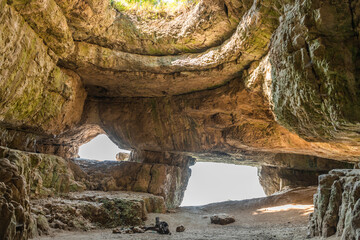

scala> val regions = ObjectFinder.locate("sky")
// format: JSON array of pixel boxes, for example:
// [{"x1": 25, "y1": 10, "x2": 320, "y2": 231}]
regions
[
  {"x1": 79, "y1": 135, "x2": 266, "y2": 206},
  {"x1": 78, "y1": 134, "x2": 130, "y2": 160},
  {"x1": 181, "y1": 162, "x2": 266, "y2": 206}
]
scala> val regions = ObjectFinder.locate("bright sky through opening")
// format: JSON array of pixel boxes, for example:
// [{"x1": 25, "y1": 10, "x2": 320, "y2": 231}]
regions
[
  {"x1": 79, "y1": 135, "x2": 266, "y2": 206},
  {"x1": 78, "y1": 134, "x2": 130, "y2": 161},
  {"x1": 181, "y1": 162, "x2": 266, "y2": 206}
]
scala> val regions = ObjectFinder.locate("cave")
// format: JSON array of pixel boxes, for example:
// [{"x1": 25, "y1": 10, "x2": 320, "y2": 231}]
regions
[{"x1": 1, "y1": 0, "x2": 360, "y2": 239}]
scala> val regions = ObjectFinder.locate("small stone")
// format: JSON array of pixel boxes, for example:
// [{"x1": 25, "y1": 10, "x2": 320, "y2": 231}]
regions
[
  {"x1": 36, "y1": 215, "x2": 50, "y2": 235},
  {"x1": 113, "y1": 228, "x2": 122, "y2": 234},
  {"x1": 50, "y1": 220, "x2": 67, "y2": 229},
  {"x1": 124, "y1": 228, "x2": 133, "y2": 234},
  {"x1": 210, "y1": 214, "x2": 235, "y2": 225},
  {"x1": 75, "y1": 209, "x2": 81, "y2": 216},
  {"x1": 166, "y1": 209, "x2": 177, "y2": 213},
  {"x1": 132, "y1": 226, "x2": 145, "y2": 233},
  {"x1": 176, "y1": 225, "x2": 185, "y2": 232}
]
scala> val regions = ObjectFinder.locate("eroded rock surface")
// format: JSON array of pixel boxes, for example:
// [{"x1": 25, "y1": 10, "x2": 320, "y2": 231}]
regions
[
  {"x1": 0, "y1": 0, "x2": 86, "y2": 135},
  {"x1": 0, "y1": 0, "x2": 359, "y2": 163},
  {"x1": 30, "y1": 191, "x2": 165, "y2": 236},
  {"x1": 0, "y1": 147, "x2": 84, "y2": 199},
  {"x1": 71, "y1": 151, "x2": 194, "y2": 208},
  {"x1": 258, "y1": 155, "x2": 354, "y2": 195},
  {"x1": 1, "y1": 0, "x2": 360, "y2": 238},
  {"x1": 309, "y1": 169, "x2": 360, "y2": 239},
  {"x1": 0, "y1": 159, "x2": 30, "y2": 240},
  {"x1": 269, "y1": 0, "x2": 360, "y2": 143},
  {"x1": 0, "y1": 147, "x2": 84, "y2": 239}
]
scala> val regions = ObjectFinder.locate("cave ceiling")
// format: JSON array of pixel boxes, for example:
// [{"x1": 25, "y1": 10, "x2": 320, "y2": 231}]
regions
[{"x1": 0, "y1": 0, "x2": 360, "y2": 162}]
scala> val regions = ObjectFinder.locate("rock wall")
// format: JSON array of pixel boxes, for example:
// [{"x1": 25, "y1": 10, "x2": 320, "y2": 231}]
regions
[
  {"x1": 0, "y1": 147, "x2": 84, "y2": 198},
  {"x1": 269, "y1": 0, "x2": 360, "y2": 143},
  {"x1": 0, "y1": 0, "x2": 86, "y2": 158},
  {"x1": 259, "y1": 166, "x2": 329, "y2": 196},
  {"x1": 0, "y1": 147, "x2": 84, "y2": 239},
  {"x1": 0, "y1": 0, "x2": 359, "y2": 162},
  {"x1": 0, "y1": 159, "x2": 30, "y2": 240},
  {"x1": 30, "y1": 191, "x2": 165, "y2": 235},
  {"x1": 258, "y1": 154, "x2": 355, "y2": 195},
  {"x1": 0, "y1": 0, "x2": 360, "y2": 238},
  {"x1": 309, "y1": 169, "x2": 360, "y2": 239},
  {"x1": 0, "y1": 147, "x2": 169, "y2": 238},
  {"x1": 0, "y1": 0, "x2": 86, "y2": 134},
  {"x1": 71, "y1": 151, "x2": 194, "y2": 208}
]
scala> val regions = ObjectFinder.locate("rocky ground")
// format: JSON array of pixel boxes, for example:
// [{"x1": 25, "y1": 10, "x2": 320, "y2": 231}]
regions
[
  {"x1": 30, "y1": 191, "x2": 166, "y2": 236},
  {"x1": 33, "y1": 187, "x2": 328, "y2": 240}
]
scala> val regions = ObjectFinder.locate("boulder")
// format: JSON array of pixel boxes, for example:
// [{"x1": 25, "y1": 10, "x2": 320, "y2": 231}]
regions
[
  {"x1": 210, "y1": 214, "x2": 235, "y2": 225},
  {"x1": 176, "y1": 225, "x2": 185, "y2": 232},
  {"x1": 116, "y1": 152, "x2": 129, "y2": 161}
]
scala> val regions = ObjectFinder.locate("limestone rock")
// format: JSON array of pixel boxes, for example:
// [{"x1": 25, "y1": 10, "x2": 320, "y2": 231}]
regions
[
  {"x1": 116, "y1": 152, "x2": 129, "y2": 161},
  {"x1": 258, "y1": 164, "x2": 353, "y2": 196},
  {"x1": 309, "y1": 170, "x2": 360, "y2": 239},
  {"x1": 31, "y1": 191, "x2": 166, "y2": 231},
  {"x1": 61, "y1": 0, "x2": 279, "y2": 97},
  {"x1": 0, "y1": 0, "x2": 86, "y2": 136},
  {"x1": 80, "y1": 84, "x2": 360, "y2": 162},
  {"x1": 258, "y1": 153, "x2": 354, "y2": 195},
  {"x1": 0, "y1": 0, "x2": 360, "y2": 238},
  {"x1": 210, "y1": 214, "x2": 235, "y2": 225},
  {"x1": 72, "y1": 154, "x2": 192, "y2": 208},
  {"x1": 36, "y1": 215, "x2": 50, "y2": 235},
  {"x1": 176, "y1": 225, "x2": 185, "y2": 232},
  {"x1": 269, "y1": 0, "x2": 360, "y2": 144},
  {"x1": 0, "y1": 147, "x2": 85, "y2": 198},
  {"x1": 8, "y1": 0, "x2": 75, "y2": 58},
  {"x1": 0, "y1": 163, "x2": 30, "y2": 240},
  {"x1": 0, "y1": 0, "x2": 359, "y2": 167},
  {"x1": 84, "y1": 0, "x2": 250, "y2": 55},
  {"x1": 0, "y1": 147, "x2": 86, "y2": 239},
  {"x1": 53, "y1": 0, "x2": 116, "y2": 40}
]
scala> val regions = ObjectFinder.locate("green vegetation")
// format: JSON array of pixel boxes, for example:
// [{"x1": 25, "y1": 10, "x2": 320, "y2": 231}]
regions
[
  {"x1": 100, "y1": 199, "x2": 143, "y2": 226},
  {"x1": 110, "y1": 0, "x2": 198, "y2": 19}
]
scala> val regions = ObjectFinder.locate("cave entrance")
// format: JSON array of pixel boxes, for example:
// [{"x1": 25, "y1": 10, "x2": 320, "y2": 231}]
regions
[
  {"x1": 181, "y1": 162, "x2": 266, "y2": 206},
  {"x1": 78, "y1": 134, "x2": 130, "y2": 161}
]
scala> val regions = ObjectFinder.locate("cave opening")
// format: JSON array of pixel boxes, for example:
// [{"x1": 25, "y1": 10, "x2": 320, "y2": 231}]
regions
[
  {"x1": 181, "y1": 162, "x2": 266, "y2": 206},
  {"x1": 78, "y1": 134, "x2": 130, "y2": 161},
  {"x1": 110, "y1": 0, "x2": 197, "y2": 19}
]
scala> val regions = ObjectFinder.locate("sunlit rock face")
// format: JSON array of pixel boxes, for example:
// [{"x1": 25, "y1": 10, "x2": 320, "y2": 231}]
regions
[{"x1": 0, "y1": 0, "x2": 360, "y2": 237}]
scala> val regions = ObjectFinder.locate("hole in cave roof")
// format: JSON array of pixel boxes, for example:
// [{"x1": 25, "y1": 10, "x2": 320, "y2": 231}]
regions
[{"x1": 110, "y1": 0, "x2": 199, "y2": 19}]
